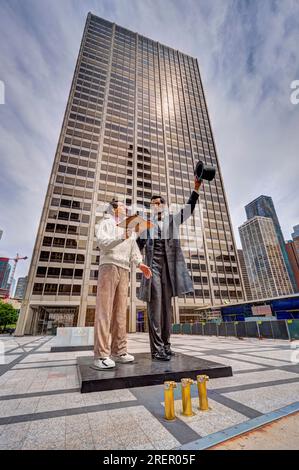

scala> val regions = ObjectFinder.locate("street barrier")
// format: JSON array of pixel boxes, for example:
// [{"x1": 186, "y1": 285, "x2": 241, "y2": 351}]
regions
[
  {"x1": 172, "y1": 319, "x2": 299, "y2": 341},
  {"x1": 182, "y1": 323, "x2": 192, "y2": 335},
  {"x1": 287, "y1": 320, "x2": 299, "y2": 340},
  {"x1": 172, "y1": 323, "x2": 182, "y2": 334},
  {"x1": 236, "y1": 321, "x2": 246, "y2": 338},
  {"x1": 218, "y1": 322, "x2": 226, "y2": 336}
]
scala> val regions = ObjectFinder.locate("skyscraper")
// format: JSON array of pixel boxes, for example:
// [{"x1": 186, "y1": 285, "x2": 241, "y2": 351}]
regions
[
  {"x1": 16, "y1": 13, "x2": 244, "y2": 336},
  {"x1": 292, "y1": 225, "x2": 299, "y2": 240},
  {"x1": 10, "y1": 278, "x2": 16, "y2": 298},
  {"x1": 286, "y1": 225, "x2": 299, "y2": 292},
  {"x1": 286, "y1": 241, "x2": 299, "y2": 292},
  {"x1": 0, "y1": 257, "x2": 11, "y2": 290},
  {"x1": 245, "y1": 195, "x2": 296, "y2": 290},
  {"x1": 14, "y1": 276, "x2": 28, "y2": 300},
  {"x1": 239, "y1": 216, "x2": 293, "y2": 299},
  {"x1": 237, "y1": 249, "x2": 252, "y2": 300},
  {"x1": 291, "y1": 225, "x2": 299, "y2": 258}
]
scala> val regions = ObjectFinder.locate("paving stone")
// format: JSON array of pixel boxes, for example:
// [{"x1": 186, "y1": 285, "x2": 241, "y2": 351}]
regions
[
  {"x1": 224, "y1": 382, "x2": 299, "y2": 413},
  {"x1": 1, "y1": 333, "x2": 298, "y2": 450}
]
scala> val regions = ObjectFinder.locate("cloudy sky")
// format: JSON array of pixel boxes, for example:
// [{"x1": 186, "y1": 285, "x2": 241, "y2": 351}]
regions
[{"x1": 0, "y1": 0, "x2": 298, "y2": 281}]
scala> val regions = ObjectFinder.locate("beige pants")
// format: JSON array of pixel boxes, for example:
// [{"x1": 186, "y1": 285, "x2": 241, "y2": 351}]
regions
[{"x1": 94, "y1": 264, "x2": 129, "y2": 358}]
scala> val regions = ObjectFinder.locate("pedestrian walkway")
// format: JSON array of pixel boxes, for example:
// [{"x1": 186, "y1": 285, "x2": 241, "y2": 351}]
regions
[
  {"x1": 0, "y1": 333, "x2": 298, "y2": 449},
  {"x1": 210, "y1": 411, "x2": 299, "y2": 450}
]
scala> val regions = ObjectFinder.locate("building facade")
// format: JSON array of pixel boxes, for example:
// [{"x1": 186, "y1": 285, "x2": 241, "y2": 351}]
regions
[
  {"x1": 292, "y1": 225, "x2": 299, "y2": 240},
  {"x1": 291, "y1": 224, "x2": 299, "y2": 258},
  {"x1": 10, "y1": 278, "x2": 16, "y2": 298},
  {"x1": 0, "y1": 257, "x2": 11, "y2": 291},
  {"x1": 14, "y1": 276, "x2": 28, "y2": 300},
  {"x1": 237, "y1": 249, "x2": 252, "y2": 300},
  {"x1": 16, "y1": 13, "x2": 244, "y2": 335},
  {"x1": 286, "y1": 225, "x2": 299, "y2": 292},
  {"x1": 286, "y1": 241, "x2": 299, "y2": 292},
  {"x1": 239, "y1": 216, "x2": 293, "y2": 299},
  {"x1": 245, "y1": 195, "x2": 296, "y2": 291}
]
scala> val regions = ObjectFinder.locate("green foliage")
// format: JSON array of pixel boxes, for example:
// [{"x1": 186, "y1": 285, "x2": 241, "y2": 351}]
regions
[{"x1": 0, "y1": 300, "x2": 19, "y2": 330}]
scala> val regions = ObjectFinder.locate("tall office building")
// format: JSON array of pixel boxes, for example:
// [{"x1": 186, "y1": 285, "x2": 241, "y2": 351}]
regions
[
  {"x1": 245, "y1": 195, "x2": 296, "y2": 290},
  {"x1": 9, "y1": 278, "x2": 16, "y2": 298},
  {"x1": 286, "y1": 225, "x2": 299, "y2": 292},
  {"x1": 291, "y1": 224, "x2": 299, "y2": 256},
  {"x1": 0, "y1": 258, "x2": 11, "y2": 290},
  {"x1": 292, "y1": 225, "x2": 299, "y2": 240},
  {"x1": 14, "y1": 276, "x2": 28, "y2": 300},
  {"x1": 286, "y1": 241, "x2": 299, "y2": 292},
  {"x1": 239, "y1": 216, "x2": 293, "y2": 299},
  {"x1": 16, "y1": 13, "x2": 244, "y2": 335},
  {"x1": 237, "y1": 249, "x2": 252, "y2": 300}
]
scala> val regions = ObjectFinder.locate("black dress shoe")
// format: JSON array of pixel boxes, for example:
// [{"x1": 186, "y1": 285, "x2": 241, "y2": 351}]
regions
[
  {"x1": 165, "y1": 348, "x2": 175, "y2": 356},
  {"x1": 152, "y1": 352, "x2": 171, "y2": 361}
]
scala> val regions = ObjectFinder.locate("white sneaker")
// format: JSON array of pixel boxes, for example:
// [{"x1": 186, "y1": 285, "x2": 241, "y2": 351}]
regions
[
  {"x1": 111, "y1": 353, "x2": 134, "y2": 363},
  {"x1": 93, "y1": 357, "x2": 115, "y2": 370}
]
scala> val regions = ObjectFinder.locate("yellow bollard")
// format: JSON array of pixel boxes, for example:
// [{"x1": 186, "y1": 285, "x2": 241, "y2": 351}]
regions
[
  {"x1": 164, "y1": 381, "x2": 177, "y2": 420},
  {"x1": 197, "y1": 374, "x2": 209, "y2": 411},
  {"x1": 181, "y1": 378, "x2": 195, "y2": 417}
]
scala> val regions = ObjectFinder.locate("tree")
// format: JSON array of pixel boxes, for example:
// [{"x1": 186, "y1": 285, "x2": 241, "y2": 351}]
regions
[{"x1": 0, "y1": 301, "x2": 19, "y2": 331}]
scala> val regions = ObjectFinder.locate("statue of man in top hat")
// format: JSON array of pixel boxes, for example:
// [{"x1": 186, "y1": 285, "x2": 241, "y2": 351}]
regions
[{"x1": 136, "y1": 176, "x2": 203, "y2": 361}]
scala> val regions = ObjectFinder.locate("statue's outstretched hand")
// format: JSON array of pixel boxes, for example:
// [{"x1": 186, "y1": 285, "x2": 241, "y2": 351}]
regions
[
  {"x1": 139, "y1": 263, "x2": 152, "y2": 279},
  {"x1": 194, "y1": 177, "x2": 203, "y2": 191}
]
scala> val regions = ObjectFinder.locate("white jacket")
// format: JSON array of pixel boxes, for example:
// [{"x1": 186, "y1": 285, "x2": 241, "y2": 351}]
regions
[{"x1": 95, "y1": 214, "x2": 143, "y2": 271}]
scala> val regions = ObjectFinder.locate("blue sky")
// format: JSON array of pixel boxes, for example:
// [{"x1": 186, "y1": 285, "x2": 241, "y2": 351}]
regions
[{"x1": 0, "y1": 0, "x2": 299, "y2": 281}]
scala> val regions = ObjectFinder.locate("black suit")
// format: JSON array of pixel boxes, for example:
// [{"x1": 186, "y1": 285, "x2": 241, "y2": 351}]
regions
[{"x1": 137, "y1": 190, "x2": 199, "y2": 355}]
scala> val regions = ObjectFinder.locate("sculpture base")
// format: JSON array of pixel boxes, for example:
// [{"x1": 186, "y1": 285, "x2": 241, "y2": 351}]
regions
[
  {"x1": 51, "y1": 345, "x2": 93, "y2": 352},
  {"x1": 77, "y1": 353, "x2": 232, "y2": 393}
]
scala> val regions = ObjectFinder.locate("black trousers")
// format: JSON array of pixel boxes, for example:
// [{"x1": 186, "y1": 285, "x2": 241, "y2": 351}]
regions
[{"x1": 147, "y1": 241, "x2": 173, "y2": 355}]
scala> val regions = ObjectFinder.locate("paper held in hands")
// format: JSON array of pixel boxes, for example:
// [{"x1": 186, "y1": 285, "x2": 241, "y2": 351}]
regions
[{"x1": 117, "y1": 214, "x2": 154, "y2": 234}]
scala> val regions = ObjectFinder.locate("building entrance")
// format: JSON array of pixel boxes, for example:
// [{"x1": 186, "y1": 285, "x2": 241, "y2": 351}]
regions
[
  {"x1": 31, "y1": 306, "x2": 79, "y2": 335},
  {"x1": 136, "y1": 308, "x2": 148, "y2": 332}
]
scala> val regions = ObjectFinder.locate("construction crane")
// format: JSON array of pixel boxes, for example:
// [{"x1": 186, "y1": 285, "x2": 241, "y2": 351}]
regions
[{"x1": 6, "y1": 253, "x2": 28, "y2": 298}]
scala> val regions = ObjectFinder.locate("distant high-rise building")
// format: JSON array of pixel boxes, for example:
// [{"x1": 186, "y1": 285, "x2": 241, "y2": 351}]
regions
[
  {"x1": 239, "y1": 216, "x2": 293, "y2": 299},
  {"x1": 292, "y1": 225, "x2": 299, "y2": 240},
  {"x1": 14, "y1": 276, "x2": 28, "y2": 300},
  {"x1": 0, "y1": 257, "x2": 11, "y2": 290},
  {"x1": 286, "y1": 241, "x2": 299, "y2": 292},
  {"x1": 237, "y1": 249, "x2": 252, "y2": 300},
  {"x1": 291, "y1": 224, "x2": 299, "y2": 259},
  {"x1": 286, "y1": 225, "x2": 299, "y2": 292},
  {"x1": 10, "y1": 278, "x2": 16, "y2": 298},
  {"x1": 15, "y1": 12, "x2": 244, "y2": 336},
  {"x1": 245, "y1": 195, "x2": 296, "y2": 290},
  {"x1": 0, "y1": 229, "x2": 3, "y2": 241}
]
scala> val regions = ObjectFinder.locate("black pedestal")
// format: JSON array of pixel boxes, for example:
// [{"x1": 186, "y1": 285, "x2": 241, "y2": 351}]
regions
[
  {"x1": 77, "y1": 353, "x2": 232, "y2": 393},
  {"x1": 51, "y1": 345, "x2": 93, "y2": 352}
]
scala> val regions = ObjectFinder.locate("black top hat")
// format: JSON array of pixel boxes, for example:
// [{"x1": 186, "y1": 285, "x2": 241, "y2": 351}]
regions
[{"x1": 194, "y1": 160, "x2": 216, "y2": 182}]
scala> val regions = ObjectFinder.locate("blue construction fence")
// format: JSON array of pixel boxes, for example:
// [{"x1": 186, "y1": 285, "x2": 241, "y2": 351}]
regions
[
  {"x1": 172, "y1": 319, "x2": 299, "y2": 340},
  {"x1": 220, "y1": 296, "x2": 299, "y2": 321}
]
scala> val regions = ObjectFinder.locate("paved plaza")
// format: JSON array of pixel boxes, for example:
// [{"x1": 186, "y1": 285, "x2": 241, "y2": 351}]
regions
[{"x1": 0, "y1": 333, "x2": 298, "y2": 450}]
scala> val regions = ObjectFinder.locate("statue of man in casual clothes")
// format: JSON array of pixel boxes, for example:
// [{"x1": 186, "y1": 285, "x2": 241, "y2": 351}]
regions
[{"x1": 94, "y1": 199, "x2": 152, "y2": 370}]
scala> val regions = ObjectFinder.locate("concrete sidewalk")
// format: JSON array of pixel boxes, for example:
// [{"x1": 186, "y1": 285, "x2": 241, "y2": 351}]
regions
[
  {"x1": 0, "y1": 333, "x2": 298, "y2": 449},
  {"x1": 211, "y1": 411, "x2": 299, "y2": 450}
]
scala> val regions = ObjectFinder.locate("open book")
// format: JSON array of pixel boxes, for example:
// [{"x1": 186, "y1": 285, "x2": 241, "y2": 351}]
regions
[{"x1": 117, "y1": 214, "x2": 154, "y2": 233}]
